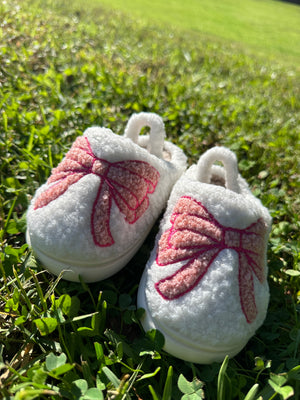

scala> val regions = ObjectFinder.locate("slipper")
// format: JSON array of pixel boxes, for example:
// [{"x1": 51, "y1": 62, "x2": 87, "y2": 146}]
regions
[
  {"x1": 26, "y1": 112, "x2": 187, "y2": 282},
  {"x1": 137, "y1": 146, "x2": 272, "y2": 364}
]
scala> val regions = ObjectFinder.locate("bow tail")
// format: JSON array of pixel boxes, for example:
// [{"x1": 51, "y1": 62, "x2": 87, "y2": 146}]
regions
[
  {"x1": 91, "y1": 180, "x2": 114, "y2": 247},
  {"x1": 108, "y1": 162, "x2": 157, "y2": 224},
  {"x1": 238, "y1": 253, "x2": 258, "y2": 323},
  {"x1": 155, "y1": 248, "x2": 220, "y2": 300},
  {"x1": 110, "y1": 185, "x2": 149, "y2": 224}
]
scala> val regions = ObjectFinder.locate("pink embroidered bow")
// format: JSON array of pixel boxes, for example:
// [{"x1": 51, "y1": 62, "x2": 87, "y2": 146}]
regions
[
  {"x1": 34, "y1": 136, "x2": 159, "y2": 247},
  {"x1": 155, "y1": 196, "x2": 267, "y2": 323}
]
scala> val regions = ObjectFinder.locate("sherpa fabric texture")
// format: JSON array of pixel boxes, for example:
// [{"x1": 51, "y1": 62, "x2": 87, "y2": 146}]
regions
[
  {"x1": 137, "y1": 146, "x2": 272, "y2": 364},
  {"x1": 26, "y1": 113, "x2": 187, "y2": 282}
]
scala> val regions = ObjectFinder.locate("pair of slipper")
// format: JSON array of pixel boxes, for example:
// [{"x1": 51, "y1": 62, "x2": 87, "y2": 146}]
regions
[{"x1": 26, "y1": 112, "x2": 272, "y2": 364}]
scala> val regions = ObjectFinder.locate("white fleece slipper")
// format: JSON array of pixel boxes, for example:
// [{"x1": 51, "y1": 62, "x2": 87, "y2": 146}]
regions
[
  {"x1": 26, "y1": 113, "x2": 187, "y2": 282},
  {"x1": 137, "y1": 146, "x2": 272, "y2": 364}
]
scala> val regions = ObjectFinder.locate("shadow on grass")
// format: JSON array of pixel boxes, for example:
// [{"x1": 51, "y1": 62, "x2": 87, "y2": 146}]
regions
[{"x1": 276, "y1": 0, "x2": 300, "y2": 4}]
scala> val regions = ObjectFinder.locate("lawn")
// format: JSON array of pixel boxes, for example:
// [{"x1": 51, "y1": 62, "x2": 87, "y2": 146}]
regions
[
  {"x1": 0, "y1": 0, "x2": 299, "y2": 399},
  {"x1": 73, "y1": 0, "x2": 300, "y2": 66}
]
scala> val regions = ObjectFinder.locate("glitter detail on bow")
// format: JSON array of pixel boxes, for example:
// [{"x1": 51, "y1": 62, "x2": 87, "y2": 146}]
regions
[
  {"x1": 155, "y1": 196, "x2": 267, "y2": 323},
  {"x1": 34, "y1": 136, "x2": 160, "y2": 247}
]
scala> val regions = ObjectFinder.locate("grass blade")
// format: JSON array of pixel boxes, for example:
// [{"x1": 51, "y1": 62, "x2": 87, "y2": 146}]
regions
[
  {"x1": 102, "y1": 366, "x2": 121, "y2": 388},
  {"x1": 162, "y1": 365, "x2": 173, "y2": 400},
  {"x1": 244, "y1": 383, "x2": 259, "y2": 400},
  {"x1": 217, "y1": 355, "x2": 229, "y2": 400},
  {"x1": 149, "y1": 385, "x2": 160, "y2": 400}
]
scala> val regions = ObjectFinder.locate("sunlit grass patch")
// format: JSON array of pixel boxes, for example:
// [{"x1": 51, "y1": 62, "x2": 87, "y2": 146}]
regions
[{"x1": 68, "y1": 0, "x2": 300, "y2": 66}]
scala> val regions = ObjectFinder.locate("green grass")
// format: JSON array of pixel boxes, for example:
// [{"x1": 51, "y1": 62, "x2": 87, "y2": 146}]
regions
[
  {"x1": 80, "y1": 0, "x2": 300, "y2": 66},
  {"x1": 0, "y1": 0, "x2": 300, "y2": 399}
]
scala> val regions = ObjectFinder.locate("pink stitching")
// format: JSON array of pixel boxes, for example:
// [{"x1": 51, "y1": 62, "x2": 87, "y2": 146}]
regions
[
  {"x1": 34, "y1": 136, "x2": 160, "y2": 247},
  {"x1": 155, "y1": 196, "x2": 267, "y2": 323},
  {"x1": 105, "y1": 174, "x2": 148, "y2": 211}
]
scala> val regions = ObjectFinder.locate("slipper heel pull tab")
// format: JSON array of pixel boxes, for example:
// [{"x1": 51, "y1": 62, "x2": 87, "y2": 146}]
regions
[
  {"x1": 197, "y1": 146, "x2": 240, "y2": 193},
  {"x1": 124, "y1": 112, "x2": 166, "y2": 159}
]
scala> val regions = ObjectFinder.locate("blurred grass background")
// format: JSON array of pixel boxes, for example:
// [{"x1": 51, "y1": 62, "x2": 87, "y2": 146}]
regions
[{"x1": 69, "y1": 0, "x2": 300, "y2": 66}]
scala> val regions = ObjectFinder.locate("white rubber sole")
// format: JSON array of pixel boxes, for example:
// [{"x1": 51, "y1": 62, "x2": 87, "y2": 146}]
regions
[
  {"x1": 26, "y1": 228, "x2": 151, "y2": 282},
  {"x1": 137, "y1": 269, "x2": 246, "y2": 364}
]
